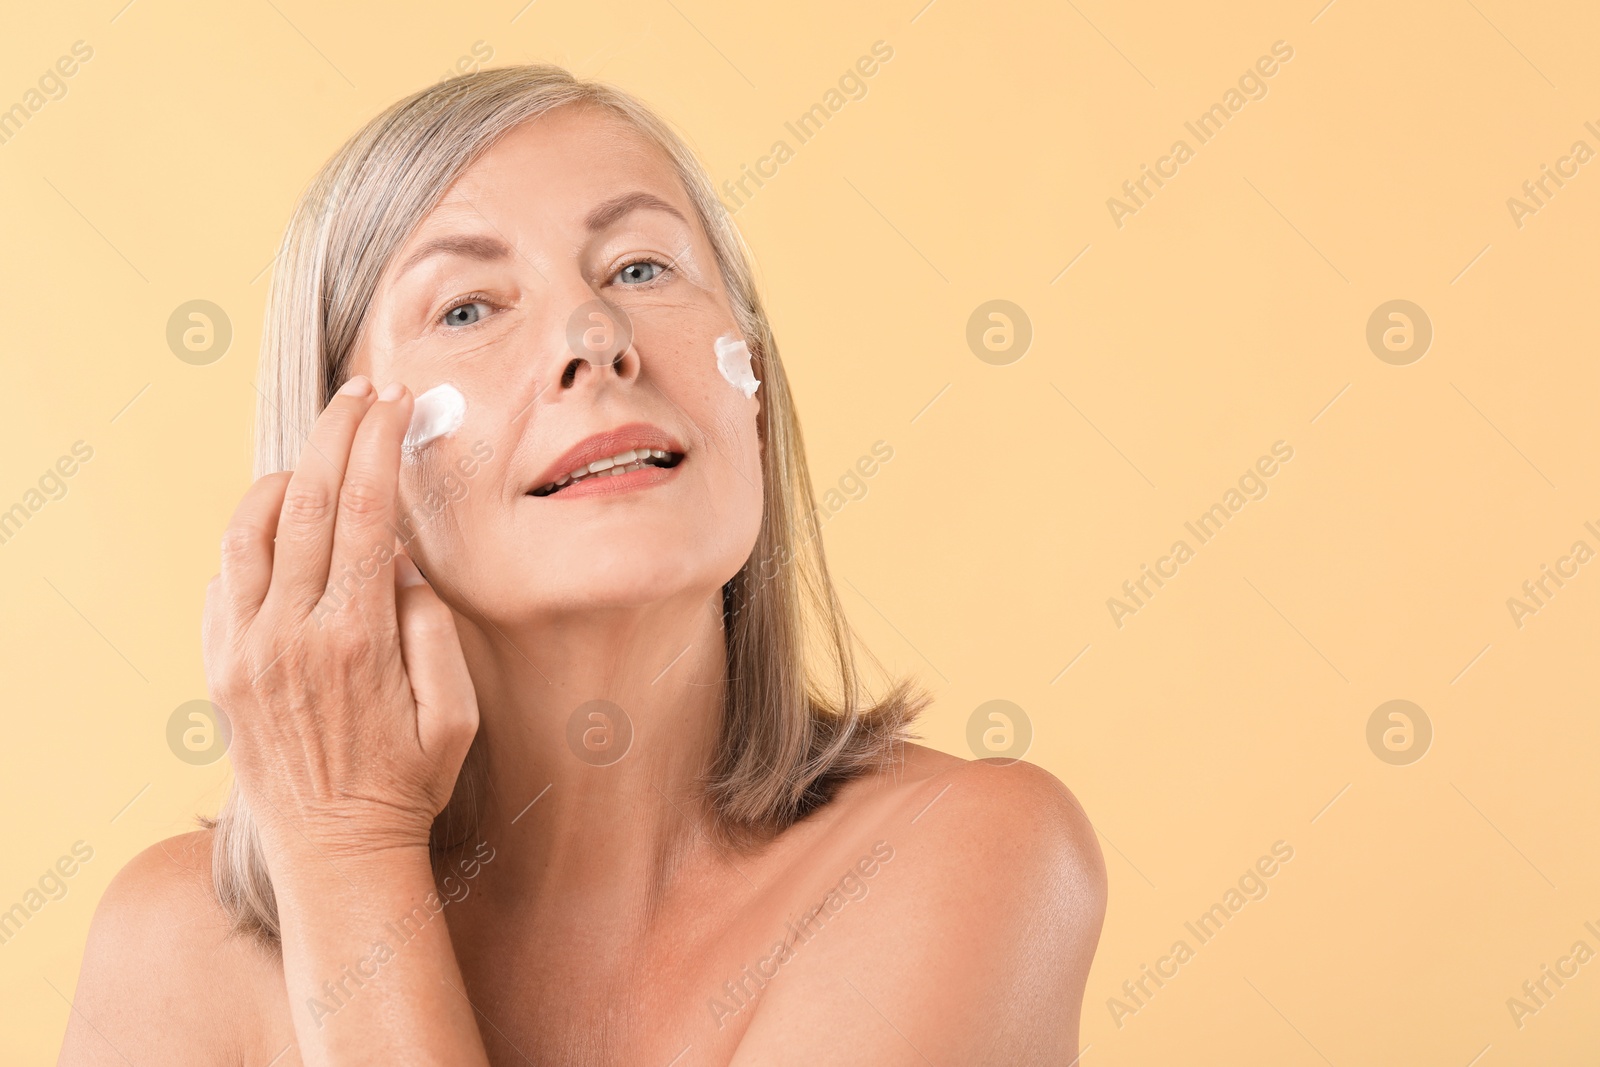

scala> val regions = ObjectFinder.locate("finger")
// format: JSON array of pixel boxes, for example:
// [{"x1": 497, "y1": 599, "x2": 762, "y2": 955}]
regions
[
  {"x1": 202, "y1": 575, "x2": 246, "y2": 726},
  {"x1": 394, "y1": 555, "x2": 479, "y2": 770},
  {"x1": 266, "y1": 376, "x2": 378, "y2": 612},
  {"x1": 327, "y1": 382, "x2": 412, "y2": 621},
  {"x1": 218, "y1": 471, "x2": 291, "y2": 624},
  {"x1": 202, "y1": 574, "x2": 226, "y2": 679}
]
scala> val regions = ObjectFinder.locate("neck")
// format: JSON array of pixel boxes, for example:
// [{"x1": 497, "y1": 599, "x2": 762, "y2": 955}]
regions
[{"x1": 439, "y1": 583, "x2": 730, "y2": 918}]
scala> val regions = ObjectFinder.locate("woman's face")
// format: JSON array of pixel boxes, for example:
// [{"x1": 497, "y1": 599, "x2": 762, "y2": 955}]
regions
[{"x1": 346, "y1": 105, "x2": 765, "y2": 624}]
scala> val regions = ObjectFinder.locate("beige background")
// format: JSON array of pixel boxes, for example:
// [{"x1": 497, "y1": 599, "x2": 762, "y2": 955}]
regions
[{"x1": 2, "y1": 0, "x2": 1597, "y2": 1062}]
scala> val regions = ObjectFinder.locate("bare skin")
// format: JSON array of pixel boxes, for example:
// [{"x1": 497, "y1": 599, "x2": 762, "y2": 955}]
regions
[{"x1": 60, "y1": 105, "x2": 1106, "y2": 1066}]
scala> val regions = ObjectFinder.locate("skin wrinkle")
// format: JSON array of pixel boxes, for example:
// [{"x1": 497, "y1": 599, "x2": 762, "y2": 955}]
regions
[{"x1": 400, "y1": 432, "x2": 462, "y2": 551}]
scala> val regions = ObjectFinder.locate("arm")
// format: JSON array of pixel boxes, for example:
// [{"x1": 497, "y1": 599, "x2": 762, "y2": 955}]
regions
[
  {"x1": 270, "y1": 845, "x2": 485, "y2": 1063},
  {"x1": 201, "y1": 376, "x2": 486, "y2": 1065}
]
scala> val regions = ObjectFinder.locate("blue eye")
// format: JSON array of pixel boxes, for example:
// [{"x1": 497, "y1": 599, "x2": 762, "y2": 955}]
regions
[
  {"x1": 442, "y1": 300, "x2": 489, "y2": 327},
  {"x1": 616, "y1": 260, "x2": 665, "y2": 285}
]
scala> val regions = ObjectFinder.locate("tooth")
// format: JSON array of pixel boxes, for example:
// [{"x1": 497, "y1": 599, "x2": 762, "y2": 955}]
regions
[
  {"x1": 569, "y1": 466, "x2": 589, "y2": 480},
  {"x1": 589, "y1": 457, "x2": 616, "y2": 473},
  {"x1": 556, "y1": 474, "x2": 570, "y2": 485},
  {"x1": 616, "y1": 449, "x2": 638, "y2": 464}
]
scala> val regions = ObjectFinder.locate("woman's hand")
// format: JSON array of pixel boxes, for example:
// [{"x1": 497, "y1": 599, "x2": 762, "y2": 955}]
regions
[
  {"x1": 202, "y1": 376, "x2": 480, "y2": 869},
  {"x1": 199, "y1": 376, "x2": 491, "y2": 1065}
]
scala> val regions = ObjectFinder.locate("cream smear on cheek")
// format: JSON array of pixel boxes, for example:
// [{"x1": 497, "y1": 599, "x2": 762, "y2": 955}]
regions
[
  {"x1": 713, "y1": 335, "x2": 761, "y2": 398},
  {"x1": 402, "y1": 383, "x2": 467, "y2": 458}
]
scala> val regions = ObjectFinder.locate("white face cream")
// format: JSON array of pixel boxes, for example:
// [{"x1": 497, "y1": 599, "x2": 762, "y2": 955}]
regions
[
  {"x1": 714, "y1": 335, "x2": 761, "y2": 398},
  {"x1": 402, "y1": 383, "x2": 466, "y2": 456}
]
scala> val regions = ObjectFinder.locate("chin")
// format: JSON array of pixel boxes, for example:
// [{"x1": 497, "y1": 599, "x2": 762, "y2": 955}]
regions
[{"x1": 476, "y1": 548, "x2": 730, "y2": 617}]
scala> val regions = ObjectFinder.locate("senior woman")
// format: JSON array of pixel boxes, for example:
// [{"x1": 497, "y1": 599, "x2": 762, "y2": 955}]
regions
[{"x1": 61, "y1": 65, "x2": 1106, "y2": 1066}]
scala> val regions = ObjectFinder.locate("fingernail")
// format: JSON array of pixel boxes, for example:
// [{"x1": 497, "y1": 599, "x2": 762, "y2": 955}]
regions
[
  {"x1": 379, "y1": 381, "x2": 406, "y2": 403},
  {"x1": 395, "y1": 554, "x2": 427, "y2": 587},
  {"x1": 338, "y1": 375, "x2": 371, "y2": 397}
]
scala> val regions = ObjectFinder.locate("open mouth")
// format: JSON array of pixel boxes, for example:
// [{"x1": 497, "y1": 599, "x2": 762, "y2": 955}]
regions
[{"x1": 529, "y1": 447, "x2": 684, "y2": 497}]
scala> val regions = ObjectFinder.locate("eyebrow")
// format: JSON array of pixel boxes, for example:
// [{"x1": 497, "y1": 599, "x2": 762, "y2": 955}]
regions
[
  {"x1": 584, "y1": 190, "x2": 689, "y2": 232},
  {"x1": 395, "y1": 192, "x2": 688, "y2": 280},
  {"x1": 396, "y1": 233, "x2": 514, "y2": 279}
]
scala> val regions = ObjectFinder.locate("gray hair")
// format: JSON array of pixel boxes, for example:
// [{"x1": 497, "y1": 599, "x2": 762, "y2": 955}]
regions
[{"x1": 205, "y1": 64, "x2": 926, "y2": 946}]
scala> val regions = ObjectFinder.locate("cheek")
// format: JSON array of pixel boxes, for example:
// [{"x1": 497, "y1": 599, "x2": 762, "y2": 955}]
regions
[
  {"x1": 393, "y1": 460, "x2": 463, "y2": 564},
  {"x1": 631, "y1": 307, "x2": 758, "y2": 417},
  {"x1": 699, "y1": 393, "x2": 767, "y2": 550},
  {"x1": 400, "y1": 366, "x2": 527, "y2": 487},
  {"x1": 631, "y1": 328, "x2": 764, "y2": 544},
  {"x1": 394, "y1": 427, "x2": 504, "y2": 565},
  {"x1": 673, "y1": 346, "x2": 763, "y2": 486}
]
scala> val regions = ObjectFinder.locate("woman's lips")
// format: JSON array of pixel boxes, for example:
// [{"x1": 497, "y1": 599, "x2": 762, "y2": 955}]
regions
[
  {"x1": 527, "y1": 421, "x2": 686, "y2": 496},
  {"x1": 529, "y1": 454, "x2": 685, "y2": 499}
]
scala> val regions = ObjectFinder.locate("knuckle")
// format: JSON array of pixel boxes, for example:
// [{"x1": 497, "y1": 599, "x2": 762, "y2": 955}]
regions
[
  {"x1": 208, "y1": 656, "x2": 250, "y2": 701},
  {"x1": 404, "y1": 594, "x2": 455, "y2": 631},
  {"x1": 441, "y1": 714, "x2": 478, "y2": 749},
  {"x1": 411, "y1": 610, "x2": 457, "y2": 644},
  {"x1": 280, "y1": 484, "x2": 337, "y2": 527},
  {"x1": 309, "y1": 596, "x2": 343, "y2": 630},
  {"x1": 324, "y1": 619, "x2": 372, "y2": 659},
  {"x1": 249, "y1": 619, "x2": 291, "y2": 658},
  {"x1": 338, "y1": 476, "x2": 388, "y2": 519},
  {"x1": 218, "y1": 525, "x2": 258, "y2": 562}
]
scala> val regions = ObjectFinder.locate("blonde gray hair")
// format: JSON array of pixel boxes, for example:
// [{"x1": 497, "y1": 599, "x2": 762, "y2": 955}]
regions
[{"x1": 204, "y1": 64, "x2": 927, "y2": 946}]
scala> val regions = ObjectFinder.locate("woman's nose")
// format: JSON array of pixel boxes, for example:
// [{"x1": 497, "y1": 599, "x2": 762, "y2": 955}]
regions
[
  {"x1": 559, "y1": 349, "x2": 638, "y2": 388},
  {"x1": 559, "y1": 297, "x2": 640, "y2": 389}
]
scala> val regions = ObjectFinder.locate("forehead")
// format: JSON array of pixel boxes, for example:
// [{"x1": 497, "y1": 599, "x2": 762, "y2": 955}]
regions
[{"x1": 425, "y1": 104, "x2": 687, "y2": 226}]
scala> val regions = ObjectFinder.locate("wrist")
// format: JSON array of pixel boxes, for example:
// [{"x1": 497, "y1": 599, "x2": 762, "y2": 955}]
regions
[
  {"x1": 268, "y1": 837, "x2": 437, "y2": 914},
  {"x1": 250, "y1": 795, "x2": 434, "y2": 858},
  {"x1": 258, "y1": 821, "x2": 434, "y2": 889}
]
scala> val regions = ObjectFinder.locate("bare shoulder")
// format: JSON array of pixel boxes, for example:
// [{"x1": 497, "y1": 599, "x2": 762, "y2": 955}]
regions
[
  {"x1": 734, "y1": 745, "x2": 1107, "y2": 1063},
  {"x1": 841, "y1": 742, "x2": 1109, "y2": 973},
  {"x1": 60, "y1": 828, "x2": 281, "y2": 1065},
  {"x1": 833, "y1": 741, "x2": 1106, "y2": 902}
]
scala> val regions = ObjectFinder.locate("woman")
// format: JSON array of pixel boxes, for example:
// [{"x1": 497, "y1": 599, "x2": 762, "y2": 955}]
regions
[{"x1": 62, "y1": 65, "x2": 1106, "y2": 1065}]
